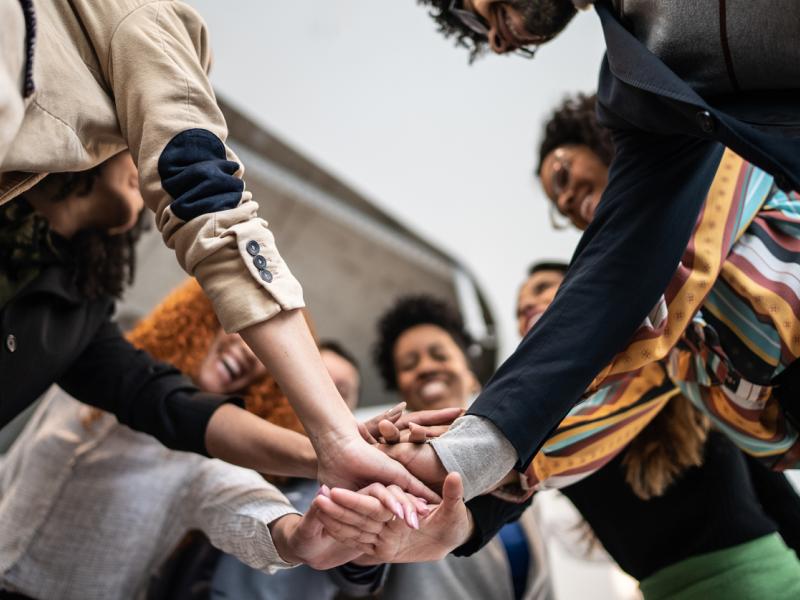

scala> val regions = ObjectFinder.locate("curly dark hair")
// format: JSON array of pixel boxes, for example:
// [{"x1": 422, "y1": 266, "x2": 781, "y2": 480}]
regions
[
  {"x1": 536, "y1": 93, "x2": 614, "y2": 174},
  {"x1": 418, "y1": 0, "x2": 577, "y2": 62},
  {"x1": 373, "y1": 295, "x2": 473, "y2": 390},
  {"x1": 54, "y1": 167, "x2": 148, "y2": 300}
]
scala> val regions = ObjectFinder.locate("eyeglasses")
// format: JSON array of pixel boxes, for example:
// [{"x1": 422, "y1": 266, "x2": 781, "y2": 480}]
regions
[
  {"x1": 543, "y1": 149, "x2": 573, "y2": 230},
  {"x1": 449, "y1": 0, "x2": 538, "y2": 58}
]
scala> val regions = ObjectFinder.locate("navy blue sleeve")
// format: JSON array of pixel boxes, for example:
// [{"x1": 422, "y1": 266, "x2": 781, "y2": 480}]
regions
[
  {"x1": 451, "y1": 494, "x2": 533, "y2": 557},
  {"x1": 469, "y1": 129, "x2": 725, "y2": 468}
]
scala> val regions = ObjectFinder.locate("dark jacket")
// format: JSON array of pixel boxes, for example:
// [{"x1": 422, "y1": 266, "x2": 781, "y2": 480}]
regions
[
  {"x1": 469, "y1": 0, "x2": 800, "y2": 469},
  {"x1": 0, "y1": 263, "x2": 238, "y2": 455}
]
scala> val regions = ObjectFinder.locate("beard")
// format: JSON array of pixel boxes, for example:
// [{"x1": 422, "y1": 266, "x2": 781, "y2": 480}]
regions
[{"x1": 509, "y1": 0, "x2": 577, "y2": 40}]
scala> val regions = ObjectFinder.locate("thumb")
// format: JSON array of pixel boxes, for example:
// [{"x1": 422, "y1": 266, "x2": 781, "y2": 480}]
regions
[
  {"x1": 298, "y1": 500, "x2": 325, "y2": 540},
  {"x1": 439, "y1": 472, "x2": 464, "y2": 513}
]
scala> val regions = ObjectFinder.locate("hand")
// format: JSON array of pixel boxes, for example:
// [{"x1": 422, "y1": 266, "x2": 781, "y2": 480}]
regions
[
  {"x1": 354, "y1": 473, "x2": 474, "y2": 564},
  {"x1": 317, "y1": 482, "x2": 429, "y2": 532},
  {"x1": 377, "y1": 421, "x2": 450, "y2": 444},
  {"x1": 379, "y1": 441, "x2": 449, "y2": 494},
  {"x1": 315, "y1": 430, "x2": 441, "y2": 503},
  {"x1": 359, "y1": 405, "x2": 463, "y2": 444},
  {"x1": 269, "y1": 505, "x2": 365, "y2": 570}
]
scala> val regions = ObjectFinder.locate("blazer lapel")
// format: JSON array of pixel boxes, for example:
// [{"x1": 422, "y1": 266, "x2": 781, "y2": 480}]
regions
[{"x1": 595, "y1": 1, "x2": 704, "y2": 107}]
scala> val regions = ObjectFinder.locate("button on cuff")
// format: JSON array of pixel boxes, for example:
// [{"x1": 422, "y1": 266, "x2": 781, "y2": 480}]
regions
[{"x1": 246, "y1": 240, "x2": 261, "y2": 256}]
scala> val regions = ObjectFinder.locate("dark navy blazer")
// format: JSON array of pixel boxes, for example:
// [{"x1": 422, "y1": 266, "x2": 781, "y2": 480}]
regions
[{"x1": 468, "y1": 1, "x2": 800, "y2": 470}]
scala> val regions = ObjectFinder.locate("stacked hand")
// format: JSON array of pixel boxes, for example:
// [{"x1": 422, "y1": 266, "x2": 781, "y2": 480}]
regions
[
  {"x1": 283, "y1": 404, "x2": 472, "y2": 570},
  {"x1": 314, "y1": 404, "x2": 462, "y2": 503},
  {"x1": 271, "y1": 481, "x2": 428, "y2": 569},
  {"x1": 352, "y1": 472, "x2": 473, "y2": 564}
]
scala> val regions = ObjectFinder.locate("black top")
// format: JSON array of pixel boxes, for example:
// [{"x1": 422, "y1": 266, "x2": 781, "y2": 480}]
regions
[
  {"x1": 0, "y1": 267, "x2": 239, "y2": 456},
  {"x1": 561, "y1": 432, "x2": 779, "y2": 580}
]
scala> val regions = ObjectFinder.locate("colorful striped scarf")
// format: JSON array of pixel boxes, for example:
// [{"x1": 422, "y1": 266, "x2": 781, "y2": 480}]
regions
[{"x1": 497, "y1": 151, "x2": 799, "y2": 501}]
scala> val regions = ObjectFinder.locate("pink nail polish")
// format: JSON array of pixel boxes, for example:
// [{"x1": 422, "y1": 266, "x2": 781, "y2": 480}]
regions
[
  {"x1": 410, "y1": 511, "x2": 420, "y2": 530},
  {"x1": 393, "y1": 502, "x2": 404, "y2": 521}
]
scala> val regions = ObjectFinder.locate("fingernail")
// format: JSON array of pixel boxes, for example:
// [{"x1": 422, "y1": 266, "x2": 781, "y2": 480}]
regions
[
  {"x1": 409, "y1": 511, "x2": 420, "y2": 530},
  {"x1": 320, "y1": 485, "x2": 331, "y2": 497},
  {"x1": 393, "y1": 502, "x2": 404, "y2": 521}
]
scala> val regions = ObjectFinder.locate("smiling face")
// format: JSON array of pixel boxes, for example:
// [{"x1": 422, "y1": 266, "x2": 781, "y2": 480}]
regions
[
  {"x1": 516, "y1": 268, "x2": 565, "y2": 336},
  {"x1": 539, "y1": 144, "x2": 609, "y2": 230},
  {"x1": 392, "y1": 324, "x2": 479, "y2": 411},
  {"x1": 195, "y1": 330, "x2": 268, "y2": 395},
  {"x1": 461, "y1": 0, "x2": 577, "y2": 54}
]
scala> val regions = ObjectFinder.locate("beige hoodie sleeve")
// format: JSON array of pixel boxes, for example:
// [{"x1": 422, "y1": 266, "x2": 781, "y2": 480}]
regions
[{"x1": 104, "y1": 1, "x2": 304, "y2": 332}]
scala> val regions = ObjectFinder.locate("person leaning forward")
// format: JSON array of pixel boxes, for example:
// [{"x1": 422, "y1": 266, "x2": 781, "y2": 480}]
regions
[
  {"x1": 0, "y1": 0, "x2": 432, "y2": 499},
  {"x1": 404, "y1": 0, "x2": 800, "y2": 513}
]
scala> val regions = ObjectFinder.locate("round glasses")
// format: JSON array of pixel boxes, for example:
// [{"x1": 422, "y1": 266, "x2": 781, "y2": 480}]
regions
[{"x1": 449, "y1": 0, "x2": 539, "y2": 58}]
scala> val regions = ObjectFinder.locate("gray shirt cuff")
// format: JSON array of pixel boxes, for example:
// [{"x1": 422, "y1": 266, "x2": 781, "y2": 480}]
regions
[{"x1": 429, "y1": 415, "x2": 518, "y2": 501}]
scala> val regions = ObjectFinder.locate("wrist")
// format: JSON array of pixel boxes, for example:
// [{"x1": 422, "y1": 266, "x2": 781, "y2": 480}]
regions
[
  {"x1": 269, "y1": 514, "x2": 302, "y2": 564},
  {"x1": 310, "y1": 419, "x2": 361, "y2": 453},
  {"x1": 462, "y1": 509, "x2": 476, "y2": 544}
]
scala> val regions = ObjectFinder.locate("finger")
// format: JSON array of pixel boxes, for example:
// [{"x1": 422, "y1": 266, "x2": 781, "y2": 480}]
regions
[
  {"x1": 378, "y1": 419, "x2": 402, "y2": 444},
  {"x1": 358, "y1": 421, "x2": 378, "y2": 445},
  {"x1": 407, "y1": 422, "x2": 429, "y2": 444},
  {"x1": 410, "y1": 494, "x2": 430, "y2": 516},
  {"x1": 395, "y1": 407, "x2": 464, "y2": 428},
  {"x1": 314, "y1": 494, "x2": 388, "y2": 534},
  {"x1": 317, "y1": 512, "x2": 381, "y2": 545},
  {"x1": 328, "y1": 486, "x2": 397, "y2": 522},
  {"x1": 381, "y1": 402, "x2": 407, "y2": 424},
  {"x1": 294, "y1": 502, "x2": 325, "y2": 540},
  {"x1": 385, "y1": 484, "x2": 419, "y2": 529},
  {"x1": 361, "y1": 403, "x2": 407, "y2": 440},
  {"x1": 354, "y1": 482, "x2": 405, "y2": 521},
  {"x1": 439, "y1": 472, "x2": 464, "y2": 515}
]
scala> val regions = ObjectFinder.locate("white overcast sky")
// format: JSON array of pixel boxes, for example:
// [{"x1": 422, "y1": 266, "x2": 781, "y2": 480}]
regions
[{"x1": 190, "y1": 0, "x2": 606, "y2": 360}]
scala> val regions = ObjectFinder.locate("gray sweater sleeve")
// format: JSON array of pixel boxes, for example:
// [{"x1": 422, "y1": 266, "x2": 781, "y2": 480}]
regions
[{"x1": 429, "y1": 415, "x2": 518, "y2": 500}]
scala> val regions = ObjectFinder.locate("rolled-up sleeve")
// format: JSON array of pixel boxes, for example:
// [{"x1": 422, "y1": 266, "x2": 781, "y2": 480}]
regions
[
  {"x1": 105, "y1": 1, "x2": 304, "y2": 332},
  {"x1": 185, "y1": 459, "x2": 300, "y2": 573}
]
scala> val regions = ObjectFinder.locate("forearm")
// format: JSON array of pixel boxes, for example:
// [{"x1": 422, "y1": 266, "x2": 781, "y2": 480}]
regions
[
  {"x1": 469, "y1": 133, "x2": 724, "y2": 470},
  {"x1": 240, "y1": 310, "x2": 358, "y2": 443},
  {"x1": 206, "y1": 403, "x2": 317, "y2": 478}
]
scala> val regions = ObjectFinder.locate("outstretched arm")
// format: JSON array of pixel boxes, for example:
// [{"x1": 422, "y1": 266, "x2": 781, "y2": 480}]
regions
[
  {"x1": 434, "y1": 131, "x2": 725, "y2": 498},
  {"x1": 98, "y1": 2, "x2": 434, "y2": 499}
]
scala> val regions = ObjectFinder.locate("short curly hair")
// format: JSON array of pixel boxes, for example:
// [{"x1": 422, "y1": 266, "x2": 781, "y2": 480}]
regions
[
  {"x1": 373, "y1": 295, "x2": 473, "y2": 390},
  {"x1": 536, "y1": 93, "x2": 614, "y2": 174},
  {"x1": 418, "y1": 0, "x2": 577, "y2": 62}
]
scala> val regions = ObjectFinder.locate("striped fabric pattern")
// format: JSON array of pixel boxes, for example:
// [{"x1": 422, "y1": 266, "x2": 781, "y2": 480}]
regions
[
  {"x1": 496, "y1": 153, "x2": 800, "y2": 501},
  {"x1": 589, "y1": 150, "x2": 771, "y2": 389},
  {"x1": 528, "y1": 362, "x2": 679, "y2": 490}
]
